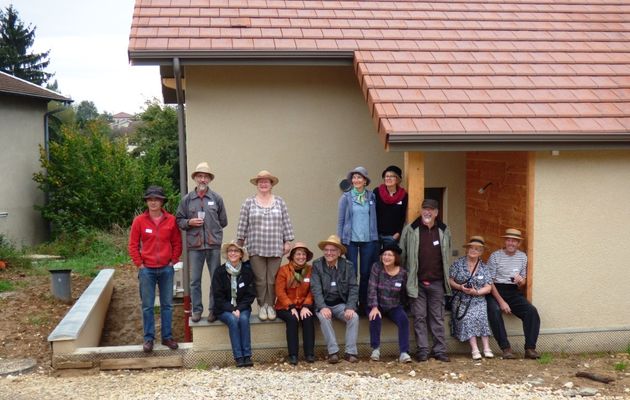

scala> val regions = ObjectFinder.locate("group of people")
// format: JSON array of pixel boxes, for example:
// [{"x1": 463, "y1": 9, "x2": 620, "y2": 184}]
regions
[{"x1": 128, "y1": 162, "x2": 541, "y2": 367}]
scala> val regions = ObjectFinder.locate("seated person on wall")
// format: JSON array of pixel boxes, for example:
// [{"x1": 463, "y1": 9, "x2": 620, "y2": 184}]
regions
[
  {"x1": 212, "y1": 241, "x2": 256, "y2": 368},
  {"x1": 274, "y1": 242, "x2": 316, "y2": 365},
  {"x1": 311, "y1": 234, "x2": 360, "y2": 364},
  {"x1": 449, "y1": 236, "x2": 494, "y2": 360},
  {"x1": 367, "y1": 243, "x2": 411, "y2": 363},
  {"x1": 486, "y1": 228, "x2": 541, "y2": 360},
  {"x1": 128, "y1": 185, "x2": 182, "y2": 353}
]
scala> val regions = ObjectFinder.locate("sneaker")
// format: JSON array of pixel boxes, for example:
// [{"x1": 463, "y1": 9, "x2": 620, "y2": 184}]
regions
[
  {"x1": 207, "y1": 311, "x2": 217, "y2": 323},
  {"x1": 191, "y1": 312, "x2": 202, "y2": 323},
  {"x1": 328, "y1": 353, "x2": 340, "y2": 364},
  {"x1": 235, "y1": 357, "x2": 245, "y2": 367},
  {"x1": 502, "y1": 347, "x2": 516, "y2": 359},
  {"x1": 525, "y1": 349, "x2": 540, "y2": 359},
  {"x1": 399, "y1": 352, "x2": 412, "y2": 363},
  {"x1": 243, "y1": 356, "x2": 254, "y2": 367},
  {"x1": 258, "y1": 304, "x2": 268, "y2": 321},
  {"x1": 161, "y1": 338, "x2": 179, "y2": 350},
  {"x1": 471, "y1": 350, "x2": 482, "y2": 360},
  {"x1": 370, "y1": 348, "x2": 380, "y2": 361},
  {"x1": 142, "y1": 340, "x2": 154, "y2": 353},
  {"x1": 267, "y1": 305, "x2": 276, "y2": 320},
  {"x1": 483, "y1": 349, "x2": 494, "y2": 358}
]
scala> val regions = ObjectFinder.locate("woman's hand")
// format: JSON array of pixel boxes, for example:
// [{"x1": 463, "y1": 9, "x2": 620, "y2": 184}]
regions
[
  {"x1": 368, "y1": 307, "x2": 381, "y2": 321},
  {"x1": 299, "y1": 307, "x2": 312, "y2": 319},
  {"x1": 290, "y1": 308, "x2": 299, "y2": 319},
  {"x1": 232, "y1": 309, "x2": 240, "y2": 318}
]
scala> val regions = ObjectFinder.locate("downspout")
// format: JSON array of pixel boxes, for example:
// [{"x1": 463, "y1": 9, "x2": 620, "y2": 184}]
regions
[
  {"x1": 43, "y1": 107, "x2": 67, "y2": 236},
  {"x1": 173, "y1": 57, "x2": 192, "y2": 342}
]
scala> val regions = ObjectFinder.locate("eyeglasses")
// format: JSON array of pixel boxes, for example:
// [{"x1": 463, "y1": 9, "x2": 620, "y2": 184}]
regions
[
  {"x1": 384, "y1": 175, "x2": 398, "y2": 179},
  {"x1": 227, "y1": 249, "x2": 241, "y2": 254},
  {"x1": 468, "y1": 247, "x2": 483, "y2": 252}
]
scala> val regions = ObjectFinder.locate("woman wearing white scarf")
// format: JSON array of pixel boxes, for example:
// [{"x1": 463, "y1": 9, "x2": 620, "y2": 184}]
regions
[{"x1": 212, "y1": 241, "x2": 256, "y2": 367}]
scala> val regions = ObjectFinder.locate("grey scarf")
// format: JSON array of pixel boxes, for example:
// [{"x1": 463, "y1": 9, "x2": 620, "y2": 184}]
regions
[{"x1": 225, "y1": 261, "x2": 242, "y2": 307}]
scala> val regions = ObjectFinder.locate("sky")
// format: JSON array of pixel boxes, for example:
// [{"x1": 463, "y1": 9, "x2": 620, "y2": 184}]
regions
[{"x1": 2, "y1": 0, "x2": 162, "y2": 115}]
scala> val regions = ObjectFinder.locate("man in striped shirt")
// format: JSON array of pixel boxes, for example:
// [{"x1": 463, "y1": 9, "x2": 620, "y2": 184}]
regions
[{"x1": 486, "y1": 228, "x2": 541, "y2": 360}]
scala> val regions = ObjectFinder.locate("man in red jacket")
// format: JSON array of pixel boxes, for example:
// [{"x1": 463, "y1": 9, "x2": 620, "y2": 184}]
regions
[{"x1": 128, "y1": 186, "x2": 182, "y2": 352}]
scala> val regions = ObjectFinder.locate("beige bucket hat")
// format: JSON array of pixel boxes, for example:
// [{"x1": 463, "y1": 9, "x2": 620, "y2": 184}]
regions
[
  {"x1": 250, "y1": 170, "x2": 279, "y2": 186},
  {"x1": 221, "y1": 240, "x2": 249, "y2": 262},
  {"x1": 288, "y1": 242, "x2": 314, "y2": 262},
  {"x1": 317, "y1": 234, "x2": 347, "y2": 255},
  {"x1": 191, "y1": 162, "x2": 215, "y2": 181}
]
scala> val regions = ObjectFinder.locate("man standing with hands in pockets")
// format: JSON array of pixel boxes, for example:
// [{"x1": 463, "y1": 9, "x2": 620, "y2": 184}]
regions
[{"x1": 176, "y1": 162, "x2": 227, "y2": 323}]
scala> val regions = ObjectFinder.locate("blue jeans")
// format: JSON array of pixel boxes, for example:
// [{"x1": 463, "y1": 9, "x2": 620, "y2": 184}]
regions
[
  {"x1": 138, "y1": 265, "x2": 174, "y2": 342},
  {"x1": 189, "y1": 248, "x2": 221, "y2": 314},
  {"x1": 369, "y1": 305, "x2": 410, "y2": 354},
  {"x1": 346, "y1": 240, "x2": 379, "y2": 309},
  {"x1": 218, "y1": 310, "x2": 252, "y2": 359}
]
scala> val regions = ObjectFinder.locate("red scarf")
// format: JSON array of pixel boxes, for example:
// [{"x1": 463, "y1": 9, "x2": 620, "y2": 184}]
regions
[{"x1": 378, "y1": 184, "x2": 406, "y2": 205}]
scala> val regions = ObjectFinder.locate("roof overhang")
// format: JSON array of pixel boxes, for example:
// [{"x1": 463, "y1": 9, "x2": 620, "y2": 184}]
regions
[{"x1": 387, "y1": 133, "x2": 630, "y2": 151}]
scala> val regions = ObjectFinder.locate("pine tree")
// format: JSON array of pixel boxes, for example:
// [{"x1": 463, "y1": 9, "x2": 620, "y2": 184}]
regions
[{"x1": 0, "y1": 5, "x2": 53, "y2": 85}]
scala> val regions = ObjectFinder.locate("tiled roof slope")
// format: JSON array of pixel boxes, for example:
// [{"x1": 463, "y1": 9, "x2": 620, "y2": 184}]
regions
[
  {"x1": 129, "y1": 0, "x2": 630, "y2": 144},
  {"x1": 0, "y1": 71, "x2": 70, "y2": 102}
]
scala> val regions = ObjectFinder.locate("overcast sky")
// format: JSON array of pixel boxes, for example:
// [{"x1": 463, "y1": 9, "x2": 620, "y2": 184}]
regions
[{"x1": 2, "y1": 0, "x2": 162, "y2": 115}]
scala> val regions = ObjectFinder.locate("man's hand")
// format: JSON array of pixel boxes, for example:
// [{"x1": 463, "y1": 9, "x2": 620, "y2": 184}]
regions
[
  {"x1": 344, "y1": 309, "x2": 356, "y2": 321},
  {"x1": 499, "y1": 300, "x2": 511, "y2": 314},
  {"x1": 188, "y1": 217, "x2": 204, "y2": 227},
  {"x1": 513, "y1": 273, "x2": 526, "y2": 288},
  {"x1": 320, "y1": 307, "x2": 332, "y2": 320}
]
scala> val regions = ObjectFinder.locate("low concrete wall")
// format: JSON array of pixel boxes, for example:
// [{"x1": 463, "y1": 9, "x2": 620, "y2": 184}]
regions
[{"x1": 48, "y1": 269, "x2": 115, "y2": 358}]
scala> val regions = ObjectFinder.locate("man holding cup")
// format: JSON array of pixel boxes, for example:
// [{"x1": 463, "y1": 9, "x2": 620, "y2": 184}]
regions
[
  {"x1": 486, "y1": 228, "x2": 541, "y2": 359},
  {"x1": 176, "y1": 162, "x2": 227, "y2": 322}
]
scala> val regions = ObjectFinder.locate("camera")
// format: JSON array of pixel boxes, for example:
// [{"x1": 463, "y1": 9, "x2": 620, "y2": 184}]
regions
[{"x1": 463, "y1": 282, "x2": 472, "y2": 289}]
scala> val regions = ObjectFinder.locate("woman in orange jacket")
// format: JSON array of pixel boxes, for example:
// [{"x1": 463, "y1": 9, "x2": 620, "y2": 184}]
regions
[{"x1": 274, "y1": 242, "x2": 315, "y2": 365}]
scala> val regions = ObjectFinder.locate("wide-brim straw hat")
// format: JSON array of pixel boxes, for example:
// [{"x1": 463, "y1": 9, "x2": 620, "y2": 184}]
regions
[
  {"x1": 346, "y1": 166, "x2": 371, "y2": 186},
  {"x1": 288, "y1": 242, "x2": 314, "y2": 262},
  {"x1": 250, "y1": 170, "x2": 279, "y2": 186},
  {"x1": 191, "y1": 162, "x2": 215, "y2": 181},
  {"x1": 501, "y1": 228, "x2": 523, "y2": 241},
  {"x1": 317, "y1": 234, "x2": 347, "y2": 255},
  {"x1": 463, "y1": 235, "x2": 486, "y2": 248},
  {"x1": 221, "y1": 241, "x2": 249, "y2": 262}
]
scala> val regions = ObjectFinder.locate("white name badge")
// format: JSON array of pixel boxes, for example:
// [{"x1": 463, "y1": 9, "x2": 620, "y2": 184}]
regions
[
  {"x1": 370, "y1": 201, "x2": 374, "y2": 204},
  {"x1": 304, "y1": 278, "x2": 310, "y2": 283},
  {"x1": 145, "y1": 228, "x2": 153, "y2": 233},
  {"x1": 397, "y1": 201, "x2": 403, "y2": 205},
  {"x1": 331, "y1": 281, "x2": 337, "y2": 287},
  {"x1": 477, "y1": 275, "x2": 484, "y2": 279},
  {"x1": 394, "y1": 282, "x2": 402, "y2": 287},
  {"x1": 433, "y1": 240, "x2": 439, "y2": 246},
  {"x1": 208, "y1": 201, "x2": 215, "y2": 206},
  {"x1": 238, "y1": 282, "x2": 245, "y2": 288}
]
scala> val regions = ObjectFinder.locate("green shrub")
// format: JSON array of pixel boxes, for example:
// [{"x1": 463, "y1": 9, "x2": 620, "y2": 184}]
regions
[
  {"x1": 0, "y1": 280, "x2": 14, "y2": 292},
  {"x1": 0, "y1": 234, "x2": 31, "y2": 270}
]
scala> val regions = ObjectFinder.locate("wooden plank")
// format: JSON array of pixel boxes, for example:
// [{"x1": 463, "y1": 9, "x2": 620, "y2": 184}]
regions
[
  {"x1": 54, "y1": 360, "x2": 94, "y2": 369},
  {"x1": 99, "y1": 356, "x2": 182, "y2": 370},
  {"x1": 404, "y1": 152, "x2": 424, "y2": 222}
]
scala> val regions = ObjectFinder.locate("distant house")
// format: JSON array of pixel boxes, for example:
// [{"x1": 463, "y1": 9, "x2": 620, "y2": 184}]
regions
[
  {"x1": 111, "y1": 112, "x2": 135, "y2": 129},
  {"x1": 0, "y1": 71, "x2": 71, "y2": 246},
  {"x1": 128, "y1": 1, "x2": 630, "y2": 352}
]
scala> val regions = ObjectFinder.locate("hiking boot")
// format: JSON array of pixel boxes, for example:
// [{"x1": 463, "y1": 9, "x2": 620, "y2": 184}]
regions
[
  {"x1": 288, "y1": 355, "x2": 298, "y2": 365},
  {"x1": 206, "y1": 311, "x2": 217, "y2": 323},
  {"x1": 191, "y1": 312, "x2": 202, "y2": 323},
  {"x1": 243, "y1": 356, "x2": 254, "y2": 367},
  {"x1": 502, "y1": 348, "x2": 516, "y2": 359},
  {"x1": 143, "y1": 340, "x2": 154, "y2": 353},
  {"x1": 305, "y1": 354, "x2": 316, "y2": 363},
  {"x1": 328, "y1": 353, "x2": 340, "y2": 364},
  {"x1": 433, "y1": 353, "x2": 451, "y2": 362},
  {"x1": 344, "y1": 353, "x2": 359, "y2": 363},
  {"x1": 415, "y1": 352, "x2": 428, "y2": 362},
  {"x1": 161, "y1": 338, "x2": 179, "y2": 350},
  {"x1": 525, "y1": 349, "x2": 540, "y2": 359}
]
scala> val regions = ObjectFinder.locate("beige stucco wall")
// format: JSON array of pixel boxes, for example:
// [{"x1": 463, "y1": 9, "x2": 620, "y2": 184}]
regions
[
  {"x1": 0, "y1": 95, "x2": 48, "y2": 246},
  {"x1": 533, "y1": 150, "x2": 630, "y2": 330},
  {"x1": 184, "y1": 65, "x2": 402, "y2": 259}
]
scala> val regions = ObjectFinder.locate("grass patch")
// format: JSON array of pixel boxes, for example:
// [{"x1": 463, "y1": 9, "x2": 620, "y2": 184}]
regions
[
  {"x1": 195, "y1": 361, "x2": 209, "y2": 370},
  {"x1": 537, "y1": 352, "x2": 553, "y2": 365},
  {"x1": 0, "y1": 280, "x2": 14, "y2": 292},
  {"x1": 614, "y1": 361, "x2": 627, "y2": 372},
  {"x1": 28, "y1": 313, "x2": 50, "y2": 326},
  {"x1": 0, "y1": 234, "x2": 32, "y2": 271}
]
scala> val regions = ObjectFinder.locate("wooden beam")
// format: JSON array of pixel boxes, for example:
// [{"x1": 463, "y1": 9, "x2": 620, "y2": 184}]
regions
[
  {"x1": 404, "y1": 152, "x2": 425, "y2": 222},
  {"x1": 99, "y1": 356, "x2": 183, "y2": 370},
  {"x1": 526, "y1": 152, "x2": 535, "y2": 301}
]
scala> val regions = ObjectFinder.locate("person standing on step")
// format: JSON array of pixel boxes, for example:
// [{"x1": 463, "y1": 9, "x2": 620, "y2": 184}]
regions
[
  {"x1": 176, "y1": 162, "x2": 227, "y2": 323},
  {"x1": 128, "y1": 186, "x2": 182, "y2": 353},
  {"x1": 237, "y1": 170, "x2": 295, "y2": 321},
  {"x1": 374, "y1": 165, "x2": 408, "y2": 250}
]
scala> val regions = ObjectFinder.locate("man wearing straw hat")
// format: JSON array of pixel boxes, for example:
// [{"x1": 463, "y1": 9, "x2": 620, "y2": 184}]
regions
[
  {"x1": 486, "y1": 228, "x2": 541, "y2": 360},
  {"x1": 311, "y1": 235, "x2": 360, "y2": 364},
  {"x1": 176, "y1": 162, "x2": 228, "y2": 323}
]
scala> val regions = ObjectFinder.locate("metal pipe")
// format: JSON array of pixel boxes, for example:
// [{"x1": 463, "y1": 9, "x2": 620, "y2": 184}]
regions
[{"x1": 173, "y1": 57, "x2": 192, "y2": 342}]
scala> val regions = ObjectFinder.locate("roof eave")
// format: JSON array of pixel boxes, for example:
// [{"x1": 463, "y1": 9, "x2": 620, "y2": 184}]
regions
[
  {"x1": 128, "y1": 50, "x2": 354, "y2": 66},
  {"x1": 387, "y1": 133, "x2": 630, "y2": 152}
]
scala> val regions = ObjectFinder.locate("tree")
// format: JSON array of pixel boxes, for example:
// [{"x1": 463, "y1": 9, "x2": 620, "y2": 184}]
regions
[
  {"x1": 75, "y1": 100, "x2": 99, "y2": 127},
  {"x1": 0, "y1": 5, "x2": 52, "y2": 85}
]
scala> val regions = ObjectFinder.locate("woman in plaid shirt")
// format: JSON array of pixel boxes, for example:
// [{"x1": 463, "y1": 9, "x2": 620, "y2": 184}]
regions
[{"x1": 237, "y1": 170, "x2": 295, "y2": 321}]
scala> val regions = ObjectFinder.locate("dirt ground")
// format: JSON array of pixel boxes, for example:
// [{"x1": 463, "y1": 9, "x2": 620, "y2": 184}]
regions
[{"x1": 1, "y1": 263, "x2": 629, "y2": 397}]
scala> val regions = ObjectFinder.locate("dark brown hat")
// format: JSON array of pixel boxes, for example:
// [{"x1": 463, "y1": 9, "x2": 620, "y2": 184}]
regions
[
  {"x1": 421, "y1": 198, "x2": 438, "y2": 209},
  {"x1": 143, "y1": 186, "x2": 168, "y2": 203}
]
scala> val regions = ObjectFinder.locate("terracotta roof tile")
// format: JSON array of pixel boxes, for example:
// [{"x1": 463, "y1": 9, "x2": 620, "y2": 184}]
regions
[{"x1": 130, "y1": 0, "x2": 630, "y2": 138}]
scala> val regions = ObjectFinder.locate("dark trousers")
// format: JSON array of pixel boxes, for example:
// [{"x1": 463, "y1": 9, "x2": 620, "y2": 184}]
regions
[
  {"x1": 277, "y1": 309, "x2": 315, "y2": 357},
  {"x1": 486, "y1": 284, "x2": 540, "y2": 350},
  {"x1": 409, "y1": 280, "x2": 446, "y2": 356},
  {"x1": 369, "y1": 305, "x2": 410, "y2": 354}
]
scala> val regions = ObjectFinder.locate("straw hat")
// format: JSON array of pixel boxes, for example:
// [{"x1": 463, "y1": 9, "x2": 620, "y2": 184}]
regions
[
  {"x1": 191, "y1": 162, "x2": 215, "y2": 181},
  {"x1": 250, "y1": 170, "x2": 279, "y2": 186},
  {"x1": 317, "y1": 234, "x2": 346, "y2": 255},
  {"x1": 501, "y1": 228, "x2": 523, "y2": 241},
  {"x1": 463, "y1": 236, "x2": 486, "y2": 248},
  {"x1": 288, "y1": 242, "x2": 314, "y2": 262},
  {"x1": 221, "y1": 240, "x2": 249, "y2": 262}
]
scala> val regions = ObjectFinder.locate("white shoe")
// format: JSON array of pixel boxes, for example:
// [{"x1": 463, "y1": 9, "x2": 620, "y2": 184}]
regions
[
  {"x1": 370, "y1": 348, "x2": 380, "y2": 361},
  {"x1": 258, "y1": 304, "x2": 268, "y2": 321},
  {"x1": 483, "y1": 349, "x2": 494, "y2": 358},
  {"x1": 472, "y1": 350, "x2": 482, "y2": 360},
  {"x1": 399, "y1": 352, "x2": 412, "y2": 363},
  {"x1": 266, "y1": 304, "x2": 276, "y2": 320}
]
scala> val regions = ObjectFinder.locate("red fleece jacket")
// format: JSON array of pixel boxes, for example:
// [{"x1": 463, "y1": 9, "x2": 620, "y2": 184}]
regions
[{"x1": 128, "y1": 210, "x2": 182, "y2": 268}]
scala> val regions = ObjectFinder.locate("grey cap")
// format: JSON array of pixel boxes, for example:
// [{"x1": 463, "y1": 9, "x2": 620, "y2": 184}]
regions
[
  {"x1": 347, "y1": 166, "x2": 371, "y2": 186},
  {"x1": 421, "y1": 198, "x2": 438, "y2": 209}
]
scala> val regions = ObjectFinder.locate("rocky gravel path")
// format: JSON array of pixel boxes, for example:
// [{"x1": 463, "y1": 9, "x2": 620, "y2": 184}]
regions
[{"x1": 1, "y1": 368, "x2": 624, "y2": 400}]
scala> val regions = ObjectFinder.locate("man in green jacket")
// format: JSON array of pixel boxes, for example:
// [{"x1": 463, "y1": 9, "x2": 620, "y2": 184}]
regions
[{"x1": 400, "y1": 199, "x2": 452, "y2": 362}]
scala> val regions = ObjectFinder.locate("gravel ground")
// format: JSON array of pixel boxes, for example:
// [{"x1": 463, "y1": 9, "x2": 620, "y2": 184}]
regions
[{"x1": 0, "y1": 368, "x2": 624, "y2": 400}]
